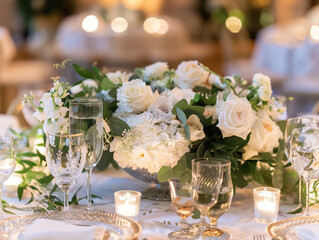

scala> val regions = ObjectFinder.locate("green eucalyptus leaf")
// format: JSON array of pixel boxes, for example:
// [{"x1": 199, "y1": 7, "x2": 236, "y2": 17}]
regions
[
  {"x1": 172, "y1": 99, "x2": 188, "y2": 115},
  {"x1": 157, "y1": 166, "x2": 174, "y2": 183},
  {"x1": 101, "y1": 77, "x2": 117, "y2": 91},
  {"x1": 176, "y1": 108, "x2": 187, "y2": 126},
  {"x1": 72, "y1": 64, "x2": 94, "y2": 79},
  {"x1": 108, "y1": 117, "x2": 130, "y2": 136},
  {"x1": 92, "y1": 65, "x2": 105, "y2": 82}
]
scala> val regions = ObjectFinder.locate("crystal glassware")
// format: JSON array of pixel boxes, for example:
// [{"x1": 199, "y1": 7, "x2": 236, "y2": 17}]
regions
[
  {"x1": 0, "y1": 135, "x2": 16, "y2": 219},
  {"x1": 206, "y1": 159, "x2": 233, "y2": 238},
  {"x1": 285, "y1": 117, "x2": 317, "y2": 212},
  {"x1": 289, "y1": 126, "x2": 319, "y2": 216},
  {"x1": 45, "y1": 130, "x2": 86, "y2": 211},
  {"x1": 192, "y1": 159, "x2": 223, "y2": 237},
  {"x1": 69, "y1": 98, "x2": 104, "y2": 210},
  {"x1": 168, "y1": 178, "x2": 198, "y2": 240}
]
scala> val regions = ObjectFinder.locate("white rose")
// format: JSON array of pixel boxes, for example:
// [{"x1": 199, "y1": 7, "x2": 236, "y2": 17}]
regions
[
  {"x1": 70, "y1": 79, "x2": 98, "y2": 95},
  {"x1": 117, "y1": 79, "x2": 159, "y2": 113},
  {"x1": 144, "y1": 62, "x2": 168, "y2": 80},
  {"x1": 174, "y1": 61, "x2": 209, "y2": 89},
  {"x1": 217, "y1": 93, "x2": 257, "y2": 139},
  {"x1": 252, "y1": 73, "x2": 272, "y2": 101},
  {"x1": 243, "y1": 110, "x2": 283, "y2": 160},
  {"x1": 186, "y1": 115, "x2": 205, "y2": 141},
  {"x1": 107, "y1": 71, "x2": 130, "y2": 84},
  {"x1": 203, "y1": 105, "x2": 217, "y2": 122}
]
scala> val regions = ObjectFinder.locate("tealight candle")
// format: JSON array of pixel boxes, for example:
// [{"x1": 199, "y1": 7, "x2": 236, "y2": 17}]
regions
[
  {"x1": 3, "y1": 175, "x2": 23, "y2": 197},
  {"x1": 254, "y1": 187, "x2": 280, "y2": 224},
  {"x1": 114, "y1": 190, "x2": 141, "y2": 218}
]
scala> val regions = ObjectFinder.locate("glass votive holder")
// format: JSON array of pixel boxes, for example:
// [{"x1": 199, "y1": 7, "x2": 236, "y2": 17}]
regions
[
  {"x1": 254, "y1": 187, "x2": 280, "y2": 224},
  {"x1": 114, "y1": 190, "x2": 141, "y2": 219}
]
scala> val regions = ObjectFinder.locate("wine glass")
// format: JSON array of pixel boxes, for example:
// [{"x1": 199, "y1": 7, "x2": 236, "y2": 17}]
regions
[
  {"x1": 289, "y1": 127, "x2": 319, "y2": 216},
  {"x1": 0, "y1": 136, "x2": 16, "y2": 219},
  {"x1": 168, "y1": 178, "x2": 198, "y2": 240},
  {"x1": 192, "y1": 159, "x2": 223, "y2": 237},
  {"x1": 46, "y1": 130, "x2": 86, "y2": 211},
  {"x1": 285, "y1": 117, "x2": 317, "y2": 212},
  {"x1": 206, "y1": 159, "x2": 233, "y2": 239},
  {"x1": 69, "y1": 98, "x2": 104, "y2": 210}
]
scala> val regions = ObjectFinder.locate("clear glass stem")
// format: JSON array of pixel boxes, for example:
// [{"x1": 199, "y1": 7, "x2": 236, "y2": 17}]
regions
[
  {"x1": 63, "y1": 189, "x2": 70, "y2": 212},
  {"x1": 305, "y1": 179, "x2": 310, "y2": 216},
  {"x1": 179, "y1": 219, "x2": 189, "y2": 233},
  {"x1": 298, "y1": 174, "x2": 302, "y2": 207},
  {"x1": 209, "y1": 217, "x2": 218, "y2": 228},
  {"x1": 86, "y1": 168, "x2": 93, "y2": 210}
]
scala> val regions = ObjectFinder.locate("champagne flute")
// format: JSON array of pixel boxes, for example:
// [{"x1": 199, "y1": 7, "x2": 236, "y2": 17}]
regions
[
  {"x1": 289, "y1": 127, "x2": 319, "y2": 216},
  {"x1": 0, "y1": 136, "x2": 16, "y2": 219},
  {"x1": 168, "y1": 178, "x2": 198, "y2": 240},
  {"x1": 46, "y1": 130, "x2": 87, "y2": 211},
  {"x1": 192, "y1": 159, "x2": 223, "y2": 237},
  {"x1": 69, "y1": 98, "x2": 103, "y2": 210},
  {"x1": 285, "y1": 117, "x2": 317, "y2": 211}
]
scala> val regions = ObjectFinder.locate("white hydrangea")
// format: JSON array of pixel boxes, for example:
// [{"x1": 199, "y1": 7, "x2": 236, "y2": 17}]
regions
[{"x1": 110, "y1": 120, "x2": 189, "y2": 173}]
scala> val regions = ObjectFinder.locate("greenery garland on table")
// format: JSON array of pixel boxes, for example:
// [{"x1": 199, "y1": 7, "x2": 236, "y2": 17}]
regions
[{"x1": 17, "y1": 59, "x2": 319, "y2": 212}]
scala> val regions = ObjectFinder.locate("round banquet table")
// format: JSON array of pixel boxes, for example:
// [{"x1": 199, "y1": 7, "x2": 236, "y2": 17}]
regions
[{"x1": 3, "y1": 167, "x2": 319, "y2": 240}]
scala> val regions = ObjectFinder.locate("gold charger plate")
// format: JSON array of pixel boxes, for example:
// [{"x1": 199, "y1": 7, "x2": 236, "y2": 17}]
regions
[
  {"x1": 266, "y1": 215, "x2": 319, "y2": 240},
  {"x1": 0, "y1": 210, "x2": 142, "y2": 240}
]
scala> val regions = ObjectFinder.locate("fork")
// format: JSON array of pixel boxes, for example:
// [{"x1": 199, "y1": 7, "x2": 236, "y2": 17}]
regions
[{"x1": 253, "y1": 234, "x2": 266, "y2": 240}]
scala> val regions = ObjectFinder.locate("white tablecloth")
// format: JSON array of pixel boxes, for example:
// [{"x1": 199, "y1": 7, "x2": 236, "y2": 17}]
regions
[{"x1": 4, "y1": 168, "x2": 317, "y2": 239}]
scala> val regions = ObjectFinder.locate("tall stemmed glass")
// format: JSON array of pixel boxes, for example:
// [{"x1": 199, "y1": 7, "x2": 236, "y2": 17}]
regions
[
  {"x1": 285, "y1": 117, "x2": 317, "y2": 212},
  {"x1": 46, "y1": 130, "x2": 86, "y2": 211},
  {"x1": 168, "y1": 178, "x2": 198, "y2": 240},
  {"x1": 69, "y1": 98, "x2": 104, "y2": 210},
  {"x1": 192, "y1": 159, "x2": 223, "y2": 237},
  {"x1": 206, "y1": 159, "x2": 233, "y2": 239},
  {"x1": 0, "y1": 136, "x2": 16, "y2": 219},
  {"x1": 289, "y1": 127, "x2": 319, "y2": 216}
]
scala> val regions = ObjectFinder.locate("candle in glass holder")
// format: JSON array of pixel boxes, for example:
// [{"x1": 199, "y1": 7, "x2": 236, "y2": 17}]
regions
[
  {"x1": 114, "y1": 190, "x2": 141, "y2": 218},
  {"x1": 254, "y1": 187, "x2": 280, "y2": 224}
]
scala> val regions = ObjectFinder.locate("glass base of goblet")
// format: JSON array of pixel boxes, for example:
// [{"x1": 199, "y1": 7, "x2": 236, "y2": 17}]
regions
[
  {"x1": 202, "y1": 228, "x2": 230, "y2": 240},
  {"x1": 168, "y1": 229, "x2": 199, "y2": 240}
]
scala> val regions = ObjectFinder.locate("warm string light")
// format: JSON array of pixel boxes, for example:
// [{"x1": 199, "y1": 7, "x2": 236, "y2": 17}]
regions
[
  {"x1": 82, "y1": 15, "x2": 99, "y2": 33},
  {"x1": 143, "y1": 17, "x2": 169, "y2": 35},
  {"x1": 225, "y1": 16, "x2": 242, "y2": 33},
  {"x1": 310, "y1": 25, "x2": 319, "y2": 40},
  {"x1": 111, "y1": 17, "x2": 128, "y2": 33}
]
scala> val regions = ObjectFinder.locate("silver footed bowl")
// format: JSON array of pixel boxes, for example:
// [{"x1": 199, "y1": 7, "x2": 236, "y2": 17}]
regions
[{"x1": 123, "y1": 167, "x2": 170, "y2": 201}]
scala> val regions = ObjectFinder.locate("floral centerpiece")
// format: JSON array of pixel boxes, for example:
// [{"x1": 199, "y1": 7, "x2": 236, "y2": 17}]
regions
[{"x1": 25, "y1": 59, "x2": 293, "y2": 194}]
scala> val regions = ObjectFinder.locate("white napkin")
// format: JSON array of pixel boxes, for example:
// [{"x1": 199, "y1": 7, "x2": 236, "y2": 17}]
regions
[
  {"x1": 295, "y1": 223, "x2": 319, "y2": 240},
  {"x1": 22, "y1": 219, "x2": 107, "y2": 240}
]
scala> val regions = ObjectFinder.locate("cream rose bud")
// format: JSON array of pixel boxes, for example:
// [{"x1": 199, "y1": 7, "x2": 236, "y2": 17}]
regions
[
  {"x1": 174, "y1": 60, "x2": 209, "y2": 89},
  {"x1": 203, "y1": 106, "x2": 217, "y2": 123},
  {"x1": 243, "y1": 110, "x2": 283, "y2": 160},
  {"x1": 106, "y1": 71, "x2": 130, "y2": 84},
  {"x1": 186, "y1": 115, "x2": 205, "y2": 141},
  {"x1": 117, "y1": 79, "x2": 159, "y2": 113},
  {"x1": 144, "y1": 62, "x2": 169, "y2": 80},
  {"x1": 217, "y1": 93, "x2": 257, "y2": 139}
]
